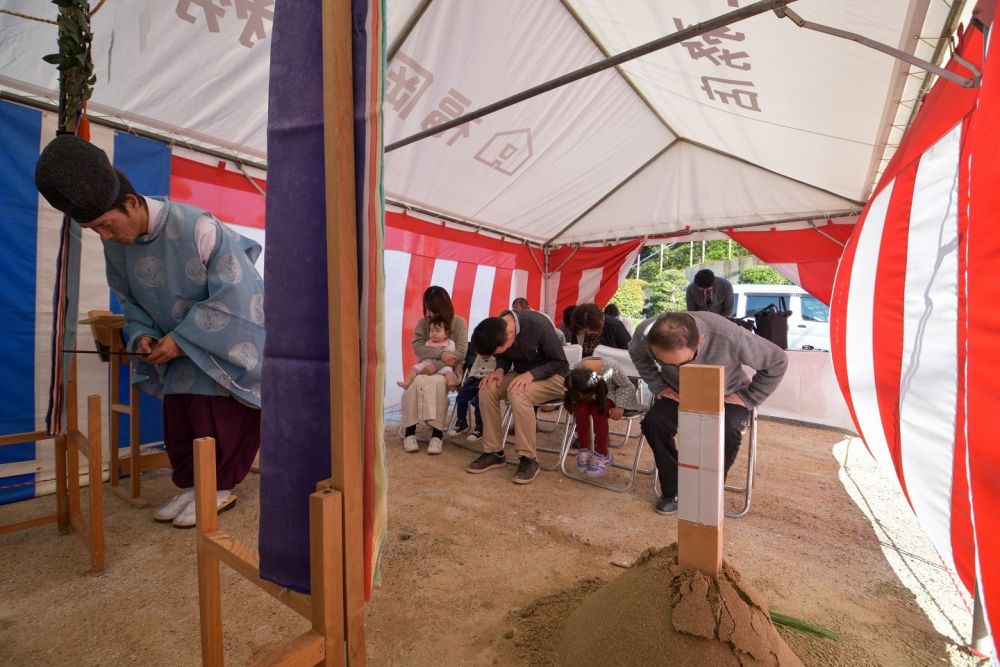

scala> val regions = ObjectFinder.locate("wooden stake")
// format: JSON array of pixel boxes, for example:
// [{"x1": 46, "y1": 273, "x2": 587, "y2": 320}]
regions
[
  {"x1": 55, "y1": 432, "x2": 69, "y2": 534},
  {"x1": 311, "y1": 485, "x2": 346, "y2": 666},
  {"x1": 676, "y1": 364, "x2": 725, "y2": 577},
  {"x1": 194, "y1": 437, "x2": 224, "y2": 667},
  {"x1": 321, "y1": 0, "x2": 366, "y2": 661},
  {"x1": 87, "y1": 394, "x2": 104, "y2": 573}
]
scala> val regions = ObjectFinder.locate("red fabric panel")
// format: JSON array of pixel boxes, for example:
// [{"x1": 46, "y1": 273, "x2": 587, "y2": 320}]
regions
[
  {"x1": 401, "y1": 255, "x2": 436, "y2": 374},
  {"x1": 169, "y1": 156, "x2": 266, "y2": 229},
  {"x1": 490, "y1": 268, "x2": 513, "y2": 319},
  {"x1": 871, "y1": 166, "x2": 917, "y2": 507},
  {"x1": 727, "y1": 222, "x2": 855, "y2": 305},
  {"x1": 830, "y1": 219, "x2": 865, "y2": 440},
  {"x1": 967, "y1": 17, "x2": 1000, "y2": 649},
  {"x1": 548, "y1": 240, "x2": 642, "y2": 317},
  {"x1": 450, "y1": 262, "x2": 478, "y2": 329},
  {"x1": 385, "y1": 211, "x2": 538, "y2": 271}
]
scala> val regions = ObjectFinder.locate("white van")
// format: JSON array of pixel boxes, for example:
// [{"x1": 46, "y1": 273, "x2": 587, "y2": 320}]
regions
[{"x1": 729, "y1": 284, "x2": 830, "y2": 351}]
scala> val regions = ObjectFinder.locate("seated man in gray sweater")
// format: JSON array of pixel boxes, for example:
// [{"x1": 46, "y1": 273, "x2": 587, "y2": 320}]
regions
[
  {"x1": 467, "y1": 310, "x2": 569, "y2": 484},
  {"x1": 629, "y1": 311, "x2": 787, "y2": 515}
]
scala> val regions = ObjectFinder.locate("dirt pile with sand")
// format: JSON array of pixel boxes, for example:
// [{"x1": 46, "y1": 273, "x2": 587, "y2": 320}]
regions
[{"x1": 559, "y1": 545, "x2": 802, "y2": 667}]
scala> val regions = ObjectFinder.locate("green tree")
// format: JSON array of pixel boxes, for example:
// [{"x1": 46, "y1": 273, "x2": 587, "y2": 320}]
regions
[
  {"x1": 609, "y1": 279, "x2": 647, "y2": 319},
  {"x1": 646, "y1": 269, "x2": 689, "y2": 315},
  {"x1": 738, "y1": 265, "x2": 793, "y2": 285},
  {"x1": 627, "y1": 241, "x2": 754, "y2": 280}
]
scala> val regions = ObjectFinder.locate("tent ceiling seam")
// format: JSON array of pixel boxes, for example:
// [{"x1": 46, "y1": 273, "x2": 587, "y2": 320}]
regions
[
  {"x1": 557, "y1": 0, "x2": 680, "y2": 139},
  {"x1": 544, "y1": 139, "x2": 678, "y2": 247},
  {"x1": 385, "y1": 0, "x2": 794, "y2": 153},
  {"x1": 603, "y1": 211, "x2": 862, "y2": 246},
  {"x1": 679, "y1": 138, "x2": 865, "y2": 207}
]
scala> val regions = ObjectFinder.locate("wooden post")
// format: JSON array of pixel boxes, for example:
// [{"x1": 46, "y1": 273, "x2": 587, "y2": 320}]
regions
[
  {"x1": 311, "y1": 484, "x2": 346, "y2": 666},
  {"x1": 194, "y1": 437, "x2": 224, "y2": 667},
  {"x1": 676, "y1": 364, "x2": 725, "y2": 577},
  {"x1": 87, "y1": 394, "x2": 105, "y2": 573},
  {"x1": 109, "y1": 348, "x2": 122, "y2": 489},
  {"x1": 129, "y1": 381, "x2": 142, "y2": 500},
  {"x1": 55, "y1": 432, "x2": 69, "y2": 534},
  {"x1": 321, "y1": 0, "x2": 366, "y2": 661}
]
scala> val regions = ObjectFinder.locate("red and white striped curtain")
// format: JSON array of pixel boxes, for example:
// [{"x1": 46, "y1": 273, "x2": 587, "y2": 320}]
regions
[
  {"x1": 831, "y1": 20, "x2": 999, "y2": 650},
  {"x1": 383, "y1": 211, "x2": 642, "y2": 406}
]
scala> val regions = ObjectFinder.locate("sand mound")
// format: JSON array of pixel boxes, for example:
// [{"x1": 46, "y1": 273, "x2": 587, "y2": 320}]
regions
[{"x1": 559, "y1": 545, "x2": 802, "y2": 667}]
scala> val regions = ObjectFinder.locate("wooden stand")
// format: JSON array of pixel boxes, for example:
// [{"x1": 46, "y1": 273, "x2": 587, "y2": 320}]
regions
[
  {"x1": 194, "y1": 438, "x2": 346, "y2": 666},
  {"x1": 193, "y1": 1, "x2": 366, "y2": 663},
  {"x1": 85, "y1": 313, "x2": 170, "y2": 507},
  {"x1": 676, "y1": 364, "x2": 725, "y2": 578},
  {"x1": 1, "y1": 357, "x2": 106, "y2": 573},
  {"x1": 61, "y1": 357, "x2": 106, "y2": 573},
  {"x1": 0, "y1": 429, "x2": 59, "y2": 536}
]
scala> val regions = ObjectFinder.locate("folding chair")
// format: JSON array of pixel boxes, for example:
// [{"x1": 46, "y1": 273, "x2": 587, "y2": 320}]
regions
[
  {"x1": 724, "y1": 407, "x2": 758, "y2": 518},
  {"x1": 651, "y1": 406, "x2": 759, "y2": 518},
  {"x1": 555, "y1": 345, "x2": 654, "y2": 491},
  {"x1": 495, "y1": 344, "x2": 581, "y2": 468},
  {"x1": 557, "y1": 404, "x2": 649, "y2": 492}
]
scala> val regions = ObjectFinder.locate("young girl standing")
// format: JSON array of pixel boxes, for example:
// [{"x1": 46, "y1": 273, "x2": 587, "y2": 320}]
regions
[{"x1": 563, "y1": 357, "x2": 642, "y2": 476}]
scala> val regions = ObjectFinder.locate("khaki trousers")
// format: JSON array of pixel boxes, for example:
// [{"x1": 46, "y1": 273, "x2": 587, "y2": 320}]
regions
[{"x1": 479, "y1": 372, "x2": 566, "y2": 459}]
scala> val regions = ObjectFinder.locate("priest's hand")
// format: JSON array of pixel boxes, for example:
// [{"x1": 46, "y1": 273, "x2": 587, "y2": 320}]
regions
[
  {"x1": 146, "y1": 334, "x2": 184, "y2": 364},
  {"x1": 133, "y1": 336, "x2": 157, "y2": 357}
]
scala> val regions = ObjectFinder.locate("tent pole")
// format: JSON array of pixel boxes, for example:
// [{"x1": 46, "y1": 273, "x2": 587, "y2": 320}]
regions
[
  {"x1": 543, "y1": 247, "x2": 550, "y2": 315},
  {"x1": 775, "y1": 6, "x2": 978, "y2": 88},
  {"x1": 386, "y1": 0, "x2": 797, "y2": 152}
]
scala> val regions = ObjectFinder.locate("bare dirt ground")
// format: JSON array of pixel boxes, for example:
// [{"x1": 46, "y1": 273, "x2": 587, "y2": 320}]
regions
[{"x1": 0, "y1": 414, "x2": 987, "y2": 666}]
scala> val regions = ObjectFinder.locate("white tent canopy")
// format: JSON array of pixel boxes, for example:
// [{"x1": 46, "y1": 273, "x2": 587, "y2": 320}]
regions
[{"x1": 0, "y1": 0, "x2": 970, "y2": 245}]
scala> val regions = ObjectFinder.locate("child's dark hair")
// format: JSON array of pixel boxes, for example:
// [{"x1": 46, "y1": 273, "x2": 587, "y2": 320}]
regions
[
  {"x1": 564, "y1": 366, "x2": 609, "y2": 414},
  {"x1": 428, "y1": 315, "x2": 450, "y2": 334}
]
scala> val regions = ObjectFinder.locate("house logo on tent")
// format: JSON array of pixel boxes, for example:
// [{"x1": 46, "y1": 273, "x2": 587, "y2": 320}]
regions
[{"x1": 474, "y1": 129, "x2": 533, "y2": 176}]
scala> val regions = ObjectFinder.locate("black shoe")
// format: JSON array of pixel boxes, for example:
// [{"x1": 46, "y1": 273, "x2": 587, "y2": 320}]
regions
[
  {"x1": 450, "y1": 421, "x2": 470, "y2": 436},
  {"x1": 654, "y1": 496, "x2": 678, "y2": 515},
  {"x1": 513, "y1": 456, "x2": 540, "y2": 484},
  {"x1": 467, "y1": 451, "x2": 506, "y2": 474}
]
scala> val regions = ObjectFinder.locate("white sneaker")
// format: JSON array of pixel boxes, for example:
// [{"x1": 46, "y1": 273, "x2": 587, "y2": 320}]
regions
[
  {"x1": 172, "y1": 490, "x2": 237, "y2": 529},
  {"x1": 466, "y1": 429, "x2": 483, "y2": 442},
  {"x1": 403, "y1": 435, "x2": 419, "y2": 453},
  {"x1": 153, "y1": 488, "x2": 195, "y2": 522},
  {"x1": 427, "y1": 437, "x2": 443, "y2": 455}
]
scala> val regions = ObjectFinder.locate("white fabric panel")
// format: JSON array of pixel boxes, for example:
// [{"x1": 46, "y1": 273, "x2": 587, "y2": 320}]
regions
[
  {"x1": 469, "y1": 265, "x2": 497, "y2": 332},
  {"x1": 577, "y1": 267, "x2": 603, "y2": 305},
  {"x1": 899, "y1": 124, "x2": 961, "y2": 568},
  {"x1": 749, "y1": 352, "x2": 854, "y2": 432},
  {"x1": 544, "y1": 272, "x2": 561, "y2": 319},
  {"x1": 429, "y1": 258, "x2": 457, "y2": 294},
  {"x1": 384, "y1": 0, "x2": 673, "y2": 243},
  {"x1": 568, "y1": 0, "x2": 914, "y2": 200},
  {"x1": 0, "y1": 1, "x2": 270, "y2": 157},
  {"x1": 510, "y1": 269, "x2": 529, "y2": 305},
  {"x1": 565, "y1": 141, "x2": 859, "y2": 243},
  {"x1": 383, "y1": 250, "x2": 412, "y2": 409},
  {"x1": 386, "y1": 0, "x2": 426, "y2": 48},
  {"x1": 844, "y1": 180, "x2": 897, "y2": 474},
  {"x1": 769, "y1": 263, "x2": 801, "y2": 287}
]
